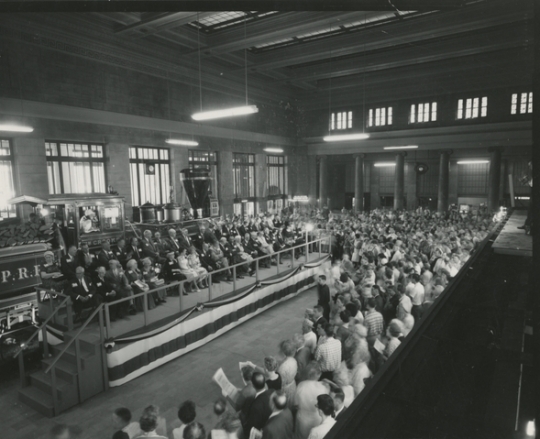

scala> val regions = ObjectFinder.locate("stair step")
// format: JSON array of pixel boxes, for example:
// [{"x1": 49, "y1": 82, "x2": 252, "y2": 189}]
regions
[
  {"x1": 50, "y1": 342, "x2": 95, "y2": 365},
  {"x1": 41, "y1": 357, "x2": 78, "y2": 384},
  {"x1": 30, "y1": 370, "x2": 73, "y2": 395},
  {"x1": 18, "y1": 386, "x2": 55, "y2": 418}
]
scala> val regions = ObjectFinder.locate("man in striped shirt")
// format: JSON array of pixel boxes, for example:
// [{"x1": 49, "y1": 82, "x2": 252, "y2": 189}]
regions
[
  {"x1": 314, "y1": 323, "x2": 342, "y2": 381},
  {"x1": 364, "y1": 297, "x2": 384, "y2": 346}
]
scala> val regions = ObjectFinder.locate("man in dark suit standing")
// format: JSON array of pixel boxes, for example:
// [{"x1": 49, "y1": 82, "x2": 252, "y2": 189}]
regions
[
  {"x1": 317, "y1": 275, "x2": 331, "y2": 321},
  {"x1": 243, "y1": 372, "x2": 273, "y2": 437},
  {"x1": 68, "y1": 266, "x2": 101, "y2": 321},
  {"x1": 61, "y1": 245, "x2": 79, "y2": 280},
  {"x1": 261, "y1": 391, "x2": 294, "y2": 439}
]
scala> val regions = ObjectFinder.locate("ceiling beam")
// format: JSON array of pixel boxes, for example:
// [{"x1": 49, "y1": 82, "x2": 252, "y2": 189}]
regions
[
  {"x1": 115, "y1": 12, "x2": 196, "y2": 35},
  {"x1": 132, "y1": 12, "x2": 217, "y2": 38},
  {"x1": 249, "y1": 1, "x2": 531, "y2": 71},
  {"x1": 311, "y1": 49, "x2": 533, "y2": 93},
  {"x1": 201, "y1": 11, "x2": 380, "y2": 55},
  {"x1": 284, "y1": 24, "x2": 531, "y2": 84}
]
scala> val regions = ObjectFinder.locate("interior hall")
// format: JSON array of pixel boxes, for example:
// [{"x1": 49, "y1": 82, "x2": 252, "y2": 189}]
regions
[{"x1": 0, "y1": 2, "x2": 537, "y2": 439}]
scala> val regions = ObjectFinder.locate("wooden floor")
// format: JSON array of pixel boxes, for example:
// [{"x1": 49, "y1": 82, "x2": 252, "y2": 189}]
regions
[
  {"x1": 0, "y1": 286, "x2": 319, "y2": 439},
  {"x1": 78, "y1": 252, "x2": 321, "y2": 344},
  {"x1": 492, "y1": 210, "x2": 532, "y2": 257}
]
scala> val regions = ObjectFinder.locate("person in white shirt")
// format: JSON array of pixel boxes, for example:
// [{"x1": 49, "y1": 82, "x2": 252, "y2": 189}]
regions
[
  {"x1": 307, "y1": 395, "x2": 336, "y2": 439},
  {"x1": 302, "y1": 319, "x2": 317, "y2": 354}
]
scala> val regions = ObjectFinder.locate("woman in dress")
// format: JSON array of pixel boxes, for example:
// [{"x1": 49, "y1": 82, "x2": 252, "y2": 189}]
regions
[
  {"x1": 178, "y1": 247, "x2": 199, "y2": 293},
  {"x1": 277, "y1": 339, "x2": 298, "y2": 409},
  {"x1": 39, "y1": 251, "x2": 66, "y2": 291},
  {"x1": 187, "y1": 246, "x2": 208, "y2": 289}
]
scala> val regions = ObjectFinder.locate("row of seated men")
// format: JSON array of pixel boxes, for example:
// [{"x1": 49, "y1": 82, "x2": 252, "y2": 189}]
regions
[{"x1": 40, "y1": 224, "x2": 309, "y2": 322}]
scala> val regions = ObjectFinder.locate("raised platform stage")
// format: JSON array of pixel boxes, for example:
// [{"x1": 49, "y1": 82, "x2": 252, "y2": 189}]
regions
[
  {"x1": 492, "y1": 210, "x2": 532, "y2": 257},
  {"x1": 20, "y1": 252, "x2": 330, "y2": 417}
]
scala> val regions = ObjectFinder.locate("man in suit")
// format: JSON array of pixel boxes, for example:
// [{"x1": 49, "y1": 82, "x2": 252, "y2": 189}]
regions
[
  {"x1": 153, "y1": 232, "x2": 168, "y2": 258},
  {"x1": 61, "y1": 245, "x2": 79, "y2": 280},
  {"x1": 112, "y1": 238, "x2": 131, "y2": 269},
  {"x1": 96, "y1": 240, "x2": 115, "y2": 269},
  {"x1": 77, "y1": 242, "x2": 97, "y2": 274},
  {"x1": 243, "y1": 372, "x2": 273, "y2": 436},
  {"x1": 312, "y1": 305, "x2": 328, "y2": 341},
  {"x1": 317, "y1": 275, "x2": 331, "y2": 321},
  {"x1": 141, "y1": 229, "x2": 164, "y2": 263},
  {"x1": 293, "y1": 333, "x2": 312, "y2": 383},
  {"x1": 261, "y1": 391, "x2": 294, "y2": 439},
  {"x1": 68, "y1": 266, "x2": 101, "y2": 321},
  {"x1": 95, "y1": 266, "x2": 126, "y2": 320},
  {"x1": 165, "y1": 229, "x2": 186, "y2": 255},
  {"x1": 127, "y1": 237, "x2": 143, "y2": 265},
  {"x1": 330, "y1": 388, "x2": 347, "y2": 420},
  {"x1": 105, "y1": 260, "x2": 136, "y2": 315}
]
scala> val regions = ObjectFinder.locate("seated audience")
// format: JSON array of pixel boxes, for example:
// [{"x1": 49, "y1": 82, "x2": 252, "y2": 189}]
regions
[{"x1": 172, "y1": 400, "x2": 196, "y2": 439}]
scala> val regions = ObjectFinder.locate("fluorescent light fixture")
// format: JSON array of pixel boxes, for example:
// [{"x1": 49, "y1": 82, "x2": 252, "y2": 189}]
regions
[
  {"x1": 166, "y1": 139, "x2": 199, "y2": 147},
  {"x1": 0, "y1": 124, "x2": 34, "y2": 132},
  {"x1": 374, "y1": 162, "x2": 396, "y2": 167},
  {"x1": 323, "y1": 133, "x2": 370, "y2": 142},
  {"x1": 192, "y1": 105, "x2": 258, "y2": 121},
  {"x1": 384, "y1": 145, "x2": 418, "y2": 150},
  {"x1": 264, "y1": 147, "x2": 284, "y2": 153},
  {"x1": 457, "y1": 160, "x2": 489, "y2": 164},
  {"x1": 516, "y1": 196, "x2": 530, "y2": 200}
]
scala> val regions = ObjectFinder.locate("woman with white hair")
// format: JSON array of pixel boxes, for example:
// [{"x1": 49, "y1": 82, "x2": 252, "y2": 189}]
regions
[
  {"x1": 178, "y1": 247, "x2": 199, "y2": 293},
  {"x1": 125, "y1": 258, "x2": 152, "y2": 311},
  {"x1": 39, "y1": 250, "x2": 65, "y2": 291},
  {"x1": 187, "y1": 246, "x2": 208, "y2": 289}
]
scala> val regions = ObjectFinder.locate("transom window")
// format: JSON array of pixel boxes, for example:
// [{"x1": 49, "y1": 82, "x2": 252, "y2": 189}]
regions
[
  {"x1": 410, "y1": 102, "x2": 437, "y2": 123},
  {"x1": 0, "y1": 139, "x2": 16, "y2": 219},
  {"x1": 457, "y1": 97, "x2": 487, "y2": 119},
  {"x1": 266, "y1": 155, "x2": 287, "y2": 197},
  {"x1": 45, "y1": 141, "x2": 106, "y2": 194},
  {"x1": 330, "y1": 111, "x2": 352, "y2": 130},
  {"x1": 233, "y1": 153, "x2": 255, "y2": 199},
  {"x1": 188, "y1": 150, "x2": 219, "y2": 199},
  {"x1": 129, "y1": 146, "x2": 171, "y2": 206},
  {"x1": 368, "y1": 107, "x2": 393, "y2": 127},
  {"x1": 511, "y1": 92, "x2": 533, "y2": 114}
]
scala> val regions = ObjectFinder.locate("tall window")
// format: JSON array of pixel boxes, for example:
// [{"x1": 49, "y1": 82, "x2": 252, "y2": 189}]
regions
[
  {"x1": 368, "y1": 107, "x2": 393, "y2": 127},
  {"x1": 267, "y1": 155, "x2": 287, "y2": 197},
  {"x1": 457, "y1": 97, "x2": 487, "y2": 119},
  {"x1": 330, "y1": 111, "x2": 352, "y2": 130},
  {"x1": 0, "y1": 139, "x2": 16, "y2": 219},
  {"x1": 188, "y1": 150, "x2": 219, "y2": 198},
  {"x1": 511, "y1": 92, "x2": 533, "y2": 114},
  {"x1": 233, "y1": 153, "x2": 255, "y2": 199},
  {"x1": 45, "y1": 141, "x2": 106, "y2": 194},
  {"x1": 410, "y1": 102, "x2": 437, "y2": 123},
  {"x1": 129, "y1": 146, "x2": 171, "y2": 206}
]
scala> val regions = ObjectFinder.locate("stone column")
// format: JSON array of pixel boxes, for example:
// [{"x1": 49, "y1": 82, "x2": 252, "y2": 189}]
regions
[
  {"x1": 487, "y1": 147, "x2": 502, "y2": 211},
  {"x1": 437, "y1": 150, "x2": 452, "y2": 213},
  {"x1": 393, "y1": 153, "x2": 406, "y2": 210},
  {"x1": 318, "y1": 155, "x2": 328, "y2": 209},
  {"x1": 354, "y1": 154, "x2": 365, "y2": 213}
]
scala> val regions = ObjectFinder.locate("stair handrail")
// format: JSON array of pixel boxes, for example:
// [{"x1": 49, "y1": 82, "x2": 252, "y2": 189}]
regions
[
  {"x1": 44, "y1": 303, "x2": 105, "y2": 374},
  {"x1": 13, "y1": 293, "x2": 71, "y2": 359}
]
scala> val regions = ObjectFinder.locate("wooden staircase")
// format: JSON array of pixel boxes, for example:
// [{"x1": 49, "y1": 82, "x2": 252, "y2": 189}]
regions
[
  {"x1": 16, "y1": 296, "x2": 109, "y2": 418},
  {"x1": 18, "y1": 331, "x2": 106, "y2": 417}
]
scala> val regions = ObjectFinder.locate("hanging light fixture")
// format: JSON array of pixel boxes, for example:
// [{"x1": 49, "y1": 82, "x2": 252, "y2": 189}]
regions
[
  {"x1": 263, "y1": 147, "x2": 284, "y2": 153},
  {"x1": 191, "y1": 12, "x2": 258, "y2": 121},
  {"x1": 324, "y1": 16, "x2": 369, "y2": 143},
  {"x1": 384, "y1": 145, "x2": 418, "y2": 150},
  {"x1": 166, "y1": 139, "x2": 199, "y2": 146},
  {"x1": 0, "y1": 124, "x2": 33, "y2": 132}
]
